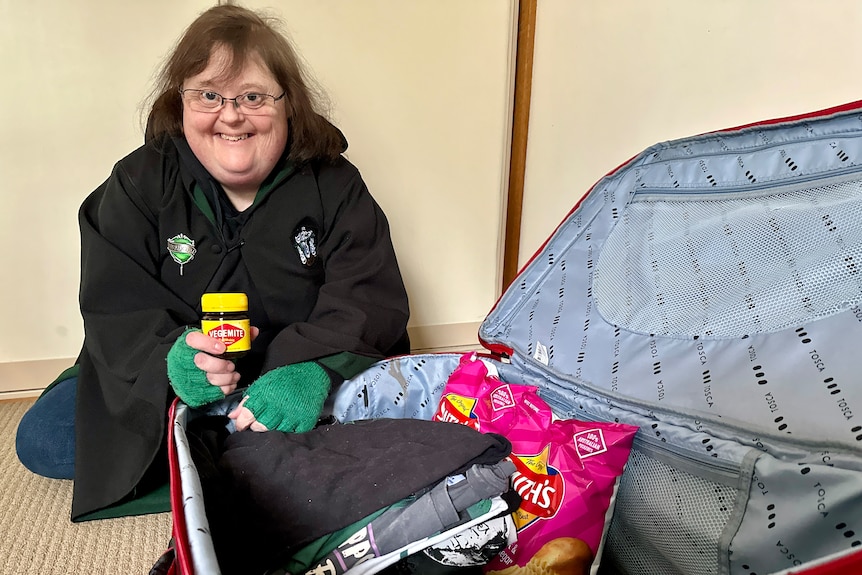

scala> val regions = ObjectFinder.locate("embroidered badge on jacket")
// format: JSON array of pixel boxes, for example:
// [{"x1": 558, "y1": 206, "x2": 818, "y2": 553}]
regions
[
  {"x1": 167, "y1": 233, "x2": 196, "y2": 276},
  {"x1": 293, "y1": 225, "x2": 318, "y2": 267}
]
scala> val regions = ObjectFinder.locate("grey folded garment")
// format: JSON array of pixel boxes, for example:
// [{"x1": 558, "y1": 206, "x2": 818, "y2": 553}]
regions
[
  {"x1": 367, "y1": 460, "x2": 516, "y2": 554},
  {"x1": 298, "y1": 459, "x2": 516, "y2": 575}
]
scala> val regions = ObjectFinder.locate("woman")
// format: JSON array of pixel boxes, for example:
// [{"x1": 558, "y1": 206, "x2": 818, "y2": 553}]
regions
[{"x1": 15, "y1": 4, "x2": 410, "y2": 521}]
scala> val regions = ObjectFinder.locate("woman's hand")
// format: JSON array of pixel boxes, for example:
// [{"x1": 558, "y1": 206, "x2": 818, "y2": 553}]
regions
[
  {"x1": 228, "y1": 395, "x2": 269, "y2": 432},
  {"x1": 184, "y1": 327, "x2": 259, "y2": 395},
  {"x1": 167, "y1": 326, "x2": 261, "y2": 407},
  {"x1": 228, "y1": 361, "x2": 331, "y2": 433}
]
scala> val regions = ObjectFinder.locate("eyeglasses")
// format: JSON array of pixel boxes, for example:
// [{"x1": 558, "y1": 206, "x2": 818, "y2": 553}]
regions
[{"x1": 179, "y1": 88, "x2": 286, "y2": 114}]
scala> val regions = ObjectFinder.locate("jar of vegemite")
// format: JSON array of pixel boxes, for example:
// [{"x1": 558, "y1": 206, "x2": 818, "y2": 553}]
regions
[{"x1": 200, "y1": 292, "x2": 251, "y2": 359}]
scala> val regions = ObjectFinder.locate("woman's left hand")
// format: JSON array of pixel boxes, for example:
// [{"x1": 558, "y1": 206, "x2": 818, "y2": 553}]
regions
[
  {"x1": 227, "y1": 362, "x2": 331, "y2": 433},
  {"x1": 229, "y1": 396, "x2": 269, "y2": 432}
]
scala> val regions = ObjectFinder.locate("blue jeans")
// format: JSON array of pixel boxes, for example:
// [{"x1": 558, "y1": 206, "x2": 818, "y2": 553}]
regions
[{"x1": 15, "y1": 377, "x2": 77, "y2": 479}]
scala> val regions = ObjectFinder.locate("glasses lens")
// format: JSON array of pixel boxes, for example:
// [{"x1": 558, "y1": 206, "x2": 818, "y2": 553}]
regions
[
  {"x1": 182, "y1": 90, "x2": 222, "y2": 112},
  {"x1": 197, "y1": 91, "x2": 222, "y2": 109},
  {"x1": 238, "y1": 94, "x2": 267, "y2": 110}
]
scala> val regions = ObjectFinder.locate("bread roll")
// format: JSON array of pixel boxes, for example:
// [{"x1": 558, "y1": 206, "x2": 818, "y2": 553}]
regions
[
  {"x1": 527, "y1": 537, "x2": 593, "y2": 575},
  {"x1": 486, "y1": 537, "x2": 594, "y2": 575}
]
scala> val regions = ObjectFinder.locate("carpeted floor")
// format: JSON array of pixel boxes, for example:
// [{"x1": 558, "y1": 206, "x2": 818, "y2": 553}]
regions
[{"x1": 0, "y1": 399, "x2": 172, "y2": 575}]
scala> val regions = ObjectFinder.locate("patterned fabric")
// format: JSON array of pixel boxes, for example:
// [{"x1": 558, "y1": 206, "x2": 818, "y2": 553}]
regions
[
  {"x1": 477, "y1": 107, "x2": 862, "y2": 575},
  {"x1": 334, "y1": 107, "x2": 862, "y2": 574}
]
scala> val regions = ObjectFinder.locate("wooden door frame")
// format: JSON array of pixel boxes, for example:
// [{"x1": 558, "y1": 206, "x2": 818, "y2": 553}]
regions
[{"x1": 502, "y1": 0, "x2": 538, "y2": 291}]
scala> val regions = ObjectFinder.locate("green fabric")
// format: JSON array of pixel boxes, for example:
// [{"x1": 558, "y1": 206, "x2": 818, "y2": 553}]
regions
[
  {"x1": 317, "y1": 351, "x2": 380, "y2": 380},
  {"x1": 73, "y1": 481, "x2": 170, "y2": 522},
  {"x1": 465, "y1": 498, "x2": 492, "y2": 519},
  {"x1": 242, "y1": 361, "x2": 330, "y2": 433},
  {"x1": 166, "y1": 328, "x2": 225, "y2": 408},
  {"x1": 252, "y1": 161, "x2": 295, "y2": 207},
  {"x1": 38, "y1": 364, "x2": 80, "y2": 399},
  {"x1": 191, "y1": 162, "x2": 293, "y2": 226},
  {"x1": 192, "y1": 184, "x2": 217, "y2": 226},
  {"x1": 282, "y1": 505, "x2": 390, "y2": 573}
]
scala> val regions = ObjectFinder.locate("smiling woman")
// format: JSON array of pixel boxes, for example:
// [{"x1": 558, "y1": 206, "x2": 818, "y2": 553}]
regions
[
  {"x1": 15, "y1": 3, "x2": 411, "y2": 523},
  {"x1": 180, "y1": 46, "x2": 290, "y2": 208}
]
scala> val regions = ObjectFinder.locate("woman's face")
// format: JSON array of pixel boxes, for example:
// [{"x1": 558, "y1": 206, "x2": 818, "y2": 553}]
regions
[{"x1": 182, "y1": 46, "x2": 288, "y2": 204}]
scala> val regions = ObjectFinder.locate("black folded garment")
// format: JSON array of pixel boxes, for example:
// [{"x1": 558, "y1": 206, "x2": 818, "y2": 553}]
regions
[{"x1": 196, "y1": 418, "x2": 511, "y2": 575}]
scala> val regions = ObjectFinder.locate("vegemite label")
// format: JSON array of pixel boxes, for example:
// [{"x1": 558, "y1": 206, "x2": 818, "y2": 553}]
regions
[{"x1": 201, "y1": 319, "x2": 251, "y2": 352}]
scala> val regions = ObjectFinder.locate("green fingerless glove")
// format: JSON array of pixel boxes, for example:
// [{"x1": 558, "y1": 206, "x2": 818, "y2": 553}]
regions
[
  {"x1": 166, "y1": 328, "x2": 225, "y2": 408},
  {"x1": 242, "y1": 361, "x2": 331, "y2": 433}
]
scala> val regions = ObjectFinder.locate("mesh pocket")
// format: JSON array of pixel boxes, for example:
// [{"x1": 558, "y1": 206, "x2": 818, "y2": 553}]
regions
[
  {"x1": 594, "y1": 179, "x2": 862, "y2": 338},
  {"x1": 602, "y1": 450, "x2": 737, "y2": 575}
]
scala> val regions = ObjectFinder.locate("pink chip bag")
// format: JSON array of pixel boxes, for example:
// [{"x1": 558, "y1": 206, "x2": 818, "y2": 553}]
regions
[{"x1": 434, "y1": 353, "x2": 638, "y2": 575}]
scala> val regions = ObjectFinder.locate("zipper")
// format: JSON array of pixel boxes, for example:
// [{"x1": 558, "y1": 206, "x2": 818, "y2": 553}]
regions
[
  {"x1": 643, "y1": 128, "x2": 862, "y2": 165},
  {"x1": 632, "y1": 164, "x2": 862, "y2": 199},
  {"x1": 631, "y1": 435, "x2": 744, "y2": 486},
  {"x1": 529, "y1": 368, "x2": 747, "y2": 485}
]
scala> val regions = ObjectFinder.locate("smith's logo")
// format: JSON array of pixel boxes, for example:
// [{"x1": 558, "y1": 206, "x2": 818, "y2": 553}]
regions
[
  {"x1": 433, "y1": 394, "x2": 480, "y2": 431},
  {"x1": 510, "y1": 445, "x2": 565, "y2": 531}
]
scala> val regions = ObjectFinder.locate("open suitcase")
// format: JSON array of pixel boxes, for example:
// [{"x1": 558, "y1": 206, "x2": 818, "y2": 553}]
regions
[{"x1": 164, "y1": 100, "x2": 862, "y2": 575}]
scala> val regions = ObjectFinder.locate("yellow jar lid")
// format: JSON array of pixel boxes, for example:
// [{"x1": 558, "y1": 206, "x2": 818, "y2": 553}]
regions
[{"x1": 201, "y1": 292, "x2": 248, "y2": 312}]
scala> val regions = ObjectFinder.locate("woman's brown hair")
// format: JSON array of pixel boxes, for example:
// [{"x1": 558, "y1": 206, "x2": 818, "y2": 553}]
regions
[{"x1": 144, "y1": 4, "x2": 344, "y2": 163}]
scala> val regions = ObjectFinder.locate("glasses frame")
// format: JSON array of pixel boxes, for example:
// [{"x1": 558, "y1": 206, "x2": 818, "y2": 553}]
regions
[{"x1": 179, "y1": 88, "x2": 286, "y2": 114}]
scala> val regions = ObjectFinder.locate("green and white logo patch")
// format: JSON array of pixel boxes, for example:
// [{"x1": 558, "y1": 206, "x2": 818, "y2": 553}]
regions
[{"x1": 167, "y1": 233, "x2": 196, "y2": 275}]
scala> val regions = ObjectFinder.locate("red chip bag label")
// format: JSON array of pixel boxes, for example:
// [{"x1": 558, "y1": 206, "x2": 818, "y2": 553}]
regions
[
  {"x1": 510, "y1": 446, "x2": 564, "y2": 525},
  {"x1": 574, "y1": 428, "x2": 609, "y2": 459}
]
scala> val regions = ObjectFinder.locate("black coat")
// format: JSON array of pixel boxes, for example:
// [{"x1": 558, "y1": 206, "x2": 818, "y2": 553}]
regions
[{"x1": 72, "y1": 135, "x2": 410, "y2": 519}]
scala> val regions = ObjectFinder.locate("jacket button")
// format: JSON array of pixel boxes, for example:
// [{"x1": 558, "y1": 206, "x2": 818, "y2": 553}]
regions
[{"x1": 211, "y1": 245, "x2": 223, "y2": 254}]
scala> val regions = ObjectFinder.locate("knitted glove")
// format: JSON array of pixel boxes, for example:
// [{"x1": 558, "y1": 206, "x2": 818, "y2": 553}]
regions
[
  {"x1": 166, "y1": 328, "x2": 225, "y2": 408},
  {"x1": 242, "y1": 361, "x2": 331, "y2": 433}
]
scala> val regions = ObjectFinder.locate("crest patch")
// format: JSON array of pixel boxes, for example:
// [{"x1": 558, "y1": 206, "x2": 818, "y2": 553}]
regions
[
  {"x1": 293, "y1": 224, "x2": 318, "y2": 267},
  {"x1": 167, "y1": 233, "x2": 196, "y2": 275}
]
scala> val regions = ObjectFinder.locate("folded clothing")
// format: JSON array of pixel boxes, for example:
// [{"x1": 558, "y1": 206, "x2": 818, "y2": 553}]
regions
[
  {"x1": 290, "y1": 460, "x2": 517, "y2": 574},
  {"x1": 198, "y1": 418, "x2": 512, "y2": 574}
]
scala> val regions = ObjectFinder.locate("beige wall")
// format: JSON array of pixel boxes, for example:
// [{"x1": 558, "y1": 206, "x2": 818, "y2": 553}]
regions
[
  {"x1": 7, "y1": 0, "x2": 861, "y2": 393},
  {"x1": 0, "y1": 1, "x2": 517, "y2": 388},
  {"x1": 0, "y1": 0, "x2": 215, "y2": 384},
  {"x1": 521, "y1": 0, "x2": 862, "y2": 267}
]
